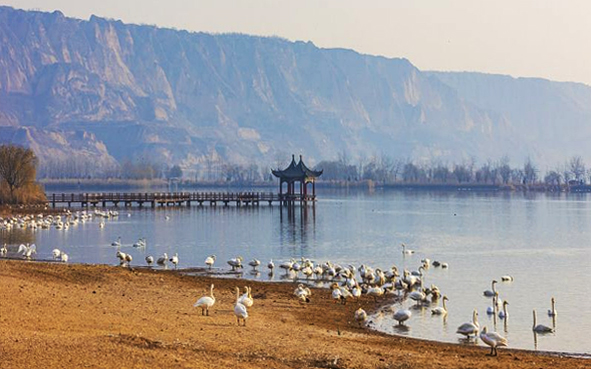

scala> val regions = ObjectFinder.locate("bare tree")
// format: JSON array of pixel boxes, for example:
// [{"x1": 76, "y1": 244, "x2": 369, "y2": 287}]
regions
[
  {"x1": 0, "y1": 145, "x2": 39, "y2": 203},
  {"x1": 569, "y1": 156, "x2": 586, "y2": 183},
  {"x1": 523, "y1": 157, "x2": 538, "y2": 185}
]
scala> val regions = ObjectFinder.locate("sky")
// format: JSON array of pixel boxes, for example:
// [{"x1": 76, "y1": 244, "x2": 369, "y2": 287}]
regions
[{"x1": 3, "y1": 0, "x2": 591, "y2": 86}]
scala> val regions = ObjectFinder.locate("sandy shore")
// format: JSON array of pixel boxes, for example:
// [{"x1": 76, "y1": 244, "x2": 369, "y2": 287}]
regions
[{"x1": 0, "y1": 260, "x2": 587, "y2": 369}]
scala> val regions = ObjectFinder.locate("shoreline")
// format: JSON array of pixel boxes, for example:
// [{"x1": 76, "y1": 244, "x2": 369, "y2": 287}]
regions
[{"x1": 0, "y1": 259, "x2": 588, "y2": 368}]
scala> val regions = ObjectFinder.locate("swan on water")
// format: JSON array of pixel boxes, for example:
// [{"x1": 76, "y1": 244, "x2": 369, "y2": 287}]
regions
[
  {"x1": 499, "y1": 301, "x2": 509, "y2": 319},
  {"x1": 169, "y1": 253, "x2": 179, "y2": 269},
  {"x1": 548, "y1": 297, "x2": 557, "y2": 317},
  {"x1": 409, "y1": 290, "x2": 426, "y2": 305},
  {"x1": 52, "y1": 248, "x2": 61, "y2": 260},
  {"x1": 133, "y1": 238, "x2": 146, "y2": 248},
  {"x1": 145, "y1": 255, "x2": 154, "y2": 266},
  {"x1": 234, "y1": 287, "x2": 248, "y2": 326},
  {"x1": 501, "y1": 275, "x2": 514, "y2": 282},
  {"x1": 267, "y1": 259, "x2": 275, "y2": 271},
  {"x1": 480, "y1": 326, "x2": 508, "y2": 356},
  {"x1": 60, "y1": 252, "x2": 69, "y2": 263},
  {"x1": 532, "y1": 310, "x2": 554, "y2": 333},
  {"x1": 0, "y1": 243, "x2": 7, "y2": 256},
  {"x1": 248, "y1": 259, "x2": 261, "y2": 271},
  {"x1": 18, "y1": 243, "x2": 36, "y2": 259},
  {"x1": 355, "y1": 308, "x2": 368, "y2": 326},
  {"x1": 111, "y1": 237, "x2": 121, "y2": 247},
  {"x1": 194, "y1": 284, "x2": 215, "y2": 316},
  {"x1": 157, "y1": 253, "x2": 168, "y2": 266},
  {"x1": 393, "y1": 309, "x2": 412, "y2": 325},
  {"x1": 205, "y1": 255, "x2": 216, "y2": 269},
  {"x1": 227, "y1": 256, "x2": 244, "y2": 271},
  {"x1": 401, "y1": 243, "x2": 415, "y2": 255},
  {"x1": 483, "y1": 280, "x2": 498, "y2": 297},
  {"x1": 457, "y1": 310, "x2": 480, "y2": 338},
  {"x1": 431, "y1": 296, "x2": 448, "y2": 315}
]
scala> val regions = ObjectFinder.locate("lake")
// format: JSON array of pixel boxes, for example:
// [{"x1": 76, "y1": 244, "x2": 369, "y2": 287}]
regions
[{"x1": 2, "y1": 188, "x2": 590, "y2": 355}]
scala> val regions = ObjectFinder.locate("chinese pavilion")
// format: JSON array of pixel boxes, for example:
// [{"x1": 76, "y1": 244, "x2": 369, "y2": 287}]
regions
[{"x1": 272, "y1": 155, "x2": 322, "y2": 204}]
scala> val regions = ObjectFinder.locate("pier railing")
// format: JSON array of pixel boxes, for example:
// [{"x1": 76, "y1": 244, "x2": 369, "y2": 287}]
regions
[{"x1": 47, "y1": 192, "x2": 316, "y2": 208}]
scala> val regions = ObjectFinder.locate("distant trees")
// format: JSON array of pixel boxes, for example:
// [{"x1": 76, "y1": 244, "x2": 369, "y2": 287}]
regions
[
  {"x1": 0, "y1": 145, "x2": 45, "y2": 204},
  {"x1": 569, "y1": 156, "x2": 586, "y2": 182},
  {"x1": 28, "y1": 150, "x2": 591, "y2": 190},
  {"x1": 168, "y1": 165, "x2": 183, "y2": 179}
]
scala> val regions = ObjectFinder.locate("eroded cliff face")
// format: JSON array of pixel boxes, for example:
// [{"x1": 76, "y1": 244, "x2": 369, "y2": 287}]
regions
[{"x1": 1, "y1": 6, "x2": 590, "y2": 174}]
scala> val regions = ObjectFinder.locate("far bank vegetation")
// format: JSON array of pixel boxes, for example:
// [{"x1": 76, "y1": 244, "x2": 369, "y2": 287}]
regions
[
  {"x1": 0, "y1": 145, "x2": 46, "y2": 204},
  {"x1": 36, "y1": 151, "x2": 591, "y2": 192}
]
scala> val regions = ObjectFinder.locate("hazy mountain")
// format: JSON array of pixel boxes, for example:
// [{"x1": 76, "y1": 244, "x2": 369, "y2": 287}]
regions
[{"x1": 0, "y1": 6, "x2": 590, "y2": 176}]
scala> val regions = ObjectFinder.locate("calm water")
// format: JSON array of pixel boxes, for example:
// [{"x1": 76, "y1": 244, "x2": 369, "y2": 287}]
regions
[{"x1": 2, "y1": 189, "x2": 591, "y2": 355}]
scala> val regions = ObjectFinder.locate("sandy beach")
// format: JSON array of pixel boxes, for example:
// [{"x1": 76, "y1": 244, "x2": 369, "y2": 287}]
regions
[{"x1": 0, "y1": 260, "x2": 588, "y2": 369}]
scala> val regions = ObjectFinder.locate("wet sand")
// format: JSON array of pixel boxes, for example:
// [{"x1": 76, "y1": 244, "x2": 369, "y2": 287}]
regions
[{"x1": 0, "y1": 260, "x2": 588, "y2": 368}]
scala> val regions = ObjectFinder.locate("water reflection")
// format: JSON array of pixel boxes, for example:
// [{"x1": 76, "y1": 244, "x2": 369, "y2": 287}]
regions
[{"x1": 279, "y1": 204, "x2": 316, "y2": 251}]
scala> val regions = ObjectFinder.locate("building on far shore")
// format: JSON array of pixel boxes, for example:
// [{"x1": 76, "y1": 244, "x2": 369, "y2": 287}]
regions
[{"x1": 272, "y1": 155, "x2": 322, "y2": 204}]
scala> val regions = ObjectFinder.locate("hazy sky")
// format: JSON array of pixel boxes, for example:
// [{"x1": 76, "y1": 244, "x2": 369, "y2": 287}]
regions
[{"x1": 4, "y1": 0, "x2": 591, "y2": 85}]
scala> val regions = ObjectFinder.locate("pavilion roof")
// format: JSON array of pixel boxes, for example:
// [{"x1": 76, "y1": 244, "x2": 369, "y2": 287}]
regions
[{"x1": 272, "y1": 155, "x2": 323, "y2": 180}]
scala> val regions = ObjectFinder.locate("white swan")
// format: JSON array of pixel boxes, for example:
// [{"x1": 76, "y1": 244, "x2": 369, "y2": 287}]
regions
[
  {"x1": 248, "y1": 259, "x2": 261, "y2": 271},
  {"x1": 393, "y1": 309, "x2": 412, "y2": 325},
  {"x1": 401, "y1": 243, "x2": 415, "y2": 255},
  {"x1": 169, "y1": 253, "x2": 179, "y2": 269},
  {"x1": 499, "y1": 300, "x2": 509, "y2": 319},
  {"x1": 330, "y1": 283, "x2": 345, "y2": 304},
  {"x1": 157, "y1": 253, "x2": 168, "y2": 266},
  {"x1": 133, "y1": 238, "x2": 146, "y2": 248},
  {"x1": 294, "y1": 284, "x2": 311, "y2": 303},
  {"x1": 533, "y1": 310, "x2": 554, "y2": 333},
  {"x1": 480, "y1": 326, "x2": 508, "y2": 356},
  {"x1": 60, "y1": 252, "x2": 69, "y2": 263},
  {"x1": 457, "y1": 310, "x2": 480, "y2": 338},
  {"x1": 52, "y1": 248, "x2": 62, "y2": 260},
  {"x1": 547, "y1": 297, "x2": 557, "y2": 317},
  {"x1": 483, "y1": 280, "x2": 498, "y2": 297},
  {"x1": 409, "y1": 290, "x2": 426, "y2": 305},
  {"x1": 205, "y1": 255, "x2": 216, "y2": 269},
  {"x1": 355, "y1": 308, "x2": 368, "y2": 326},
  {"x1": 238, "y1": 286, "x2": 254, "y2": 307},
  {"x1": 111, "y1": 237, "x2": 121, "y2": 247},
  {"x1": 145, "y1": 255, "x2": 154, "y2": 266},
  {"x1": 267, "y1": 259, "x2": 275, "y2": 271},
  {"x1": 0, "y1": 243, "x2": 7, "y2": 256},
  {"x1": 227, "y1": 256, "x2": 244, "y2": 271},
  {"x1": 18, "y1": 243, "x2": 36, "y2": 259},
  {"x1": 116, "y1": 250, "x2": 126, "y2": 264},
  {"x1": 194, "y1": 284, "x2": 215, "y2": 316},
  {"x1": 366, "y1": 286, "x2": 384, "y2": 302},
  {"x1": 279, "y1": 260, "x2": 294, "y2": 274},
  {"x1": 234, "y1": 287, "x2": 248, "y2": 326},
  {"x1": 431, "y1": 296, "x2": 448, "y2": 315}
]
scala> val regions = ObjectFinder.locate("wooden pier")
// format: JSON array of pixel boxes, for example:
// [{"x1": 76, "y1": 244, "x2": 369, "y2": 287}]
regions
[{"x1": 48, "y1": 192, "x2": 316, "y2": 208}]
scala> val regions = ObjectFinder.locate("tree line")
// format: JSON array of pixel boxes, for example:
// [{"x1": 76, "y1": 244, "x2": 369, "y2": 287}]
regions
[
  {"x1": 316, "y1": 153, "x2": 591, "y2": 189},
  {"x1": 29, "y1": 149, "x2": 591, "y2": 189}
]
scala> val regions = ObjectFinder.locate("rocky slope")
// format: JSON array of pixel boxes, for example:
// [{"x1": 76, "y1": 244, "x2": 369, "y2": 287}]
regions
[{"x1": 1, "y1": 6, "x2": 590, "y2": 176}]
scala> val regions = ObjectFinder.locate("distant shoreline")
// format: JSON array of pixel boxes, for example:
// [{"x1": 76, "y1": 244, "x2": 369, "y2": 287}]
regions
[{"x1": 39, "y1": 178, "x2": 591, "y2": 194}]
